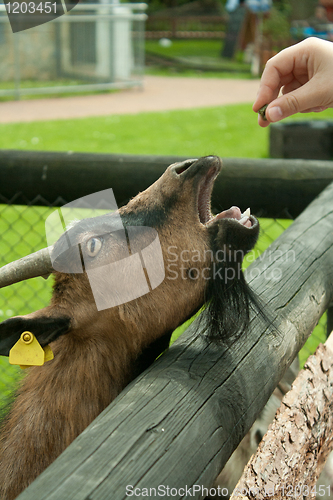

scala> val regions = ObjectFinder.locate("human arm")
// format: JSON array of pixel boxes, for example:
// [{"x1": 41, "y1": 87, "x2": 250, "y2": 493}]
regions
[{"x1": 253, "y1": 37, "x2": 333, "y2": 127}]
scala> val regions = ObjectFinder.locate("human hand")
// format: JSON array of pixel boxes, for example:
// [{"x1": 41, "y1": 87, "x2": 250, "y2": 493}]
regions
[{"x1": 253, "y1": 37, "x2": 333, "y2": 127}]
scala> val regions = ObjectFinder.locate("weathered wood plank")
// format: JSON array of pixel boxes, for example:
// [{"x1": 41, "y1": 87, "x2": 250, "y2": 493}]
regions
[
  {"x1": 15, "y1": 181, "x2": 333, "y2": 500},
  {"x1": 229, "y1": 339, "x2": 333, "y2": 499},
  {"x1": 1, "y1": 150, "x2": 333, "y2": 217}
]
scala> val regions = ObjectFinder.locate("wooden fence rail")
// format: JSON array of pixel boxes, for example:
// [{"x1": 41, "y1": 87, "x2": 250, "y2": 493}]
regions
[
  {"x1": 1, "y1": 150, "x2": 333, "y2": 218},
  {"x1": 145, "y1": 15, "x2": 227, "y2": 39},
  {"x1": 14, "y1": 174, "x2": 333, "y2": 499}
]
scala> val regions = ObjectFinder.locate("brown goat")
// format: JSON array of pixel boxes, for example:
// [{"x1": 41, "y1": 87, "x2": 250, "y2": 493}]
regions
[{"x1": 0, "y1": 156, "x2": 259, "y2": 499}]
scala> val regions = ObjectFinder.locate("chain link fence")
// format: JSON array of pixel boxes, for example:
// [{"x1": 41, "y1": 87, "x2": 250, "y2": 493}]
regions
[
  {"x1": 0, "y1": 196, "x2": 66, "y2": 408},
  {"x1": 0, "y1": 203, "x2": 327, "y2": 409},
  {"x1": 0, "y1": 2, "x2": 146, "y2": 100}
]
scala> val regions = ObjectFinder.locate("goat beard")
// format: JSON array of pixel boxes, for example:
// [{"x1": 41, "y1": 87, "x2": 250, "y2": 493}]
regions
[
  {"x1": 201, "y1": 248, "x2": 267, "y2": 346},
  {"x1": 204, "y1": 261, "x2": 260, "y2": 345}
]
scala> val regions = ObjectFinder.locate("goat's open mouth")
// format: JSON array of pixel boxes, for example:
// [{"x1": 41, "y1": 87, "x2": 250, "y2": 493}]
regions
[
  {"x1": 173, "y1": 156, "x2": 255, "y2": 229},
  {"x1": 197, "y1": 165, "x2": 254, "y2": 229}
]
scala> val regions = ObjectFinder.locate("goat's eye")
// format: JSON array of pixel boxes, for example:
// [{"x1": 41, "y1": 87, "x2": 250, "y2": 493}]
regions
[{"x1": 86, "y1": 237, "x2": 103, "y2": 257}]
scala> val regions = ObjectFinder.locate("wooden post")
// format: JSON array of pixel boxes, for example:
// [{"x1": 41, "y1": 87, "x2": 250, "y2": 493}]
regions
[
  {"x1": 171, "y1": 16, "x2": 177, "y2": 38},
  {"x1": 14, "y1": 178, "x2": 333, "y2": 499},
  {"x1": 229, "y1": 334, "x2": 333, "y2": 499}
]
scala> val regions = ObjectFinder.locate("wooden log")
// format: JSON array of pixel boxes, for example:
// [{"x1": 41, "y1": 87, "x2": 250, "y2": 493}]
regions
[
  {"x1": 326, "y1": 306, "x2": 333, "y2": 337},
  {"x1": 14, "y1": 180, "x2": 333, "y2": 499},
  {"x1": 1, "y1": 150, "x2": 333, "y2": 217},
  {"x1": 229, "y1": 334, "x2": 333, "y2": 500}
]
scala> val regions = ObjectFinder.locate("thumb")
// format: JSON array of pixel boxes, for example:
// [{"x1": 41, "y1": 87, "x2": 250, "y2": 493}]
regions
[{"x1": 265, "y1": 81, "x2": 324, "y2": 123}]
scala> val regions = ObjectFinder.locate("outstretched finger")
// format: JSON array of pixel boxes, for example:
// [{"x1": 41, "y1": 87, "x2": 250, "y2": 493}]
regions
[{"x1": 253, "y1": 48, "x2": 299, "y2": 112}]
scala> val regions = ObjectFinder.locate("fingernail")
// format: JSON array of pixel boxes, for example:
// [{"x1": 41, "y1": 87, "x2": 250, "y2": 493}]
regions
[{"x1": 268, "y1": 106, "x2": 283, "y2": 122}]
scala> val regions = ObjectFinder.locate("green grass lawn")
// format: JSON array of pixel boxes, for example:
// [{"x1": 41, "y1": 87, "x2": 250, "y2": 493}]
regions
[
  {"x1": 2, "y1": 103, "x2": 333, "y2": 157},
  {"x1": 146, "y1": 40, "x2": 225, "y2": 59},
  {"x1": 145, "y1": 40, "x2": 251, "y2": 78},
  {"x1": 0, "y1": 103, "x2": 269, "y2": 157},
  {"x1": 145, "y1": 39, "x2": 252, "y2": 78},
  {"x1": 1, "y1": 102, "x2": 332, "y2": 402},
  {"x1": 0, "y1": 79, "x2": 122, "y2": 102}
]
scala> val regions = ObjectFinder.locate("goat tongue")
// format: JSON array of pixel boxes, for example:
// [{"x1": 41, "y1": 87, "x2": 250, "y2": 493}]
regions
[
  {"x1": 216, "y1": 206, "x2": 242, "y2": 220},
  {"x1": 215, "y1": 206, "x2": 252, "y2": 228}
]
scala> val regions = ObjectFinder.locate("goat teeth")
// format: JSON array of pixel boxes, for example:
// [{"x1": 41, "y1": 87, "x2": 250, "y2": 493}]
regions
[
  {"x1": 242, "y1": 208, "x2": 251, "y2": 217},
  {"x1": 239, "y1": 216, "x2": 249, "y2": 225}
]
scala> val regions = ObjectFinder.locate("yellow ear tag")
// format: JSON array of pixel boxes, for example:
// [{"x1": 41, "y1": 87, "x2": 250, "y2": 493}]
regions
[
  {"x1": 43, "y1": 344, "x2": 54, "y2": 363},
  {"x1": 9, "y1": 332, "x2": 54, "y2": 370}
]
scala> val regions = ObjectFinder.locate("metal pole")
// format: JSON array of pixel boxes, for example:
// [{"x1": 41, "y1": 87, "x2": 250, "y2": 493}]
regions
[{"x1": 13, "y1": 33, "x2": 21, "y2": 100}]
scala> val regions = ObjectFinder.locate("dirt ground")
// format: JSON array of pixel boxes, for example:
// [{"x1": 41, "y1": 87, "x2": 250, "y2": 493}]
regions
[{"x1": 0, "y1": 75, "x2": 260, "y2": 123}]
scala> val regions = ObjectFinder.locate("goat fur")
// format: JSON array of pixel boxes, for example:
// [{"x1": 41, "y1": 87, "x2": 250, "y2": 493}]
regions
[{"x1": 0, "y1": 156, "x2": 260, "y2": 499}]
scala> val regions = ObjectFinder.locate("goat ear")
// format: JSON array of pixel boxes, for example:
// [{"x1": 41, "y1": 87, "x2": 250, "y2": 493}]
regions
[{"x1": 0, "y1": 316, "x2": 71, "y2": 357}]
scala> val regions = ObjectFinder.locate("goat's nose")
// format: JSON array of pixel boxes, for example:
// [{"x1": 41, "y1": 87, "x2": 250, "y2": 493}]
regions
[
  {"x1": 171, "y1": 159, "x2": 198, "y2": 176},
  {"x1": 171, "y1": 156, "x2": 222, "y2": 179}
]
